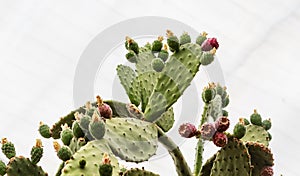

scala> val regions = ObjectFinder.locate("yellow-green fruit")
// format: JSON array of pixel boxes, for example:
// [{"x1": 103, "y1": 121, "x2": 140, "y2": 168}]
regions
[
  {"x1": 57, "y1": 146, "x2": 72, "y2": 161},
  {"x1": 233, "y1": 123, "x2": 246, "y2": 139},
  {"x1": 39, "y1": 123, "x2": 51, "y2": 138},
  {"x1": 250, "y1": 110, "x2": 262, "y2": 126}
]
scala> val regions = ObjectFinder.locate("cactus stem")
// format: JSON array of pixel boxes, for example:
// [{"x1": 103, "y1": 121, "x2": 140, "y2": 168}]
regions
[{"x1": 157, "y1": 125, "x2": 192, "y2": 176}]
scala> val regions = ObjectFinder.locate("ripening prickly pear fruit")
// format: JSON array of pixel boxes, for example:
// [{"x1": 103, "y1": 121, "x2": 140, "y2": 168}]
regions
[
  {"x1": 202, "y1": 85, "x2": 216, "y2": 103},
  {"x1": 125, "y1": 50, "x2": 138, "y2": 63},
  {"x1": 89, "y1": 111, "x2": 106, "y2": 140},
  {"x1": 233, "y1": 121, "x2": 246, "y2": 139},
  {"x1": 260, "y1": 166, "x2": 274, "y2": 176},
  {"x1": 38, "y1": 122, "x2": 51, "y2": 138},
  {"x1": 179, "y1": 32, "x2": 191, "y2": 45},
  {"x1": 201, "y1": 38, "x2": 219, "y2": 51},
  {"x1": 0, "y1": 160, "x2": 6, "y2": 175},
  {"x1": 79, "y1": 159, "x2": 86, "y2": 169},
  {"x1": 200, "y1": 122, "x2": 217, "y2": 140},
  {"x1": 250, "y1": 109, "x2": 262, "y2": 126},
  {"x1": 30, "y1": 139, "x2": 43, "y2": 165},
  {"x1": 151, "y1": 58, "x2": 165, "y2": 72},
  {"x1": 60, "y1": 124, "x2": 74, "y2": 146},
  {"x1": 125, "y1": 36, "x2": 139, "y2": 54},
  {"x1": 72, "y1": 121, "x2": 84, "y2": 138},
  {"x1": 213, "y1": 132, "x2": 228, "y2": 147},
  {"x1": 196, "y1": 32, "x2": 208, "y2": 46},
  {"x1": 166, "y1": 30, "x2": 179, "y2": 52},
  {"x1": 53, "y1": 141, "x2": 72, "y2": 161},
  {"x1": 178, "y1": 123, "x2": 198, "y2": 138},
  {"x1": 1, "y1": 138, "x2": 16, "y2": 159},
  {"x1": 200, "y1": 48, "x2": 216, "y2": 65},
  {"x1": 96, "y1": 95, "x2": 112, "y2": 119},
  {"x1": 215, "y1": 116, "x2": 230, "y2": 132},
  {"x1": 152, "y1": 36, "x2": 163, "y2": 52},
  {"x1": 262, "y1": 119, "x2": 272, "y2": 130},
  {"x1": 99, "y1": 153, "x2": 113, "y2": 176}
]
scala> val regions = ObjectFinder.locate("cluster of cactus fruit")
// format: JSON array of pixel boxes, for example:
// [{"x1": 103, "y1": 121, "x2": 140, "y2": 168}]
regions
[{"x1": 0, "y1": 30, "x2": 275, "y2": 176}]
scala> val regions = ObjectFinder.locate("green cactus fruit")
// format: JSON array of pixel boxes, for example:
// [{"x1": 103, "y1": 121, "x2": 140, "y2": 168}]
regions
[
  {"x1": 151, "y1": 36, "x2": 163, "y2": 52},
  {"x1": 196, "y1": 32, "x2": 207, "y2": 46},
  {"x1": 39, "y1": 122, "x2": 51, "y2": 139},
  {"x1": 104, "y1": 118, "x2": 158, "y2": 163},
  {"x1": 125, "y1": 36, "x2": 139, "y2": 54},
  {"x1": 85, "y1": 101, "x2": 98, "y2": 117},
  {"x1": 1, "y1": 138, "x2": 16, "y2": 159},
  {"x1": 179, "y1": 32, "x2": 191, "y2": 45},
  {"x1": 99, "y1": 155, "x2": 113, "y2": 176},
  {"x1": 215, "y1": 83, "x2": 224, "y2": 96},
  {"x1": 125, "y1": 50, "x2": 138, "y2": 63},
  {"x1": 0, "y1": 160, "x2": 6, "y2": 176},
  {"x1": 166, "y1": 30, "x2": 180, "y2": 52},
  {"x1": 151, "y1": 58, "x2": 165, "y2": 72},
  {"x1": 222, "y1": 110, "x2": 229, "y2": 117},
  {"x1": 144, "y1": 42, "x2": 152, "y2": 50},
  {"x1": 79, "y1": 159, "x2": 86, "y2": 169},
  {"x1": 262, "y1": 119, "x2": 272, "y2": 130},
  {"x1": 60, "y1": 124, "x2": 74, "y2": 146},
  {"x1": 250, "y1": 109, "x2": 263, "y2": 126},
  {"x1": 6, "y1": 156, "x2": 48, "y2": 176},
  {"x1": 123, "y1": 168, "x2": 159, "y2": 176},
  {"x1": 267, "y1": 132, "x2": 272, "y2": 141},
  {"x1": 241, "y1": 124, "x2": 269, "y2": 146},
  {"x1": 54, "y1": 142, "x2": 72, "y2": 161},
  {"x1": 202, "y1": 84, "x2": 216, "y2": 103},
  {"x1": 222, "y1": 95, "x2": 230, "y2": 108},
  {"x1": 242, "y1": 118, "x2": 250, "y2": 125},
  {"x1": 210, "y1": 135, "x2": 252, "y2": 176},
  {"x1": 88, "y1": 111, "x2": 106, "y2": 140},
  {"x1": 30, "y1": 139, "x2": 43, "y2": 165},
  {"x1": 61, "y1": 140, "x2": 120, "y2": 176},
  {"x1": 233, "y1": 121, "x2": 246, "y2": 139},
  {"x1": 200, "y1": 48, "x2": 216, "y2": 65},
  {"x1": 72, "y1": 121, "x2": 84, "y2": 138},
  {"x1": 158, "y1": 45, "x2": 169, "y2": 62}
]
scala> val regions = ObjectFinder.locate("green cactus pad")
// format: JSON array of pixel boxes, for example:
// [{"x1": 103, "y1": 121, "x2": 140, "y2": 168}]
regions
[
  {"x1": 144, "y1": 43, "x2": 202, "y2": 121},
  {"x1": 138, "y1": 72, "x2": 159, "y2": 111},
  {"x1": 129, "y1": 77, "x2": 142, "y2": 107},
  {"x1": 199, "y1": 154, "x2": 217, "y2": 176},
  {"x1": 61, "y1": 140, "x2": 119, "y2": 176},
  {"x1": 245, "y1": 142, "x2": 274, "y2": 176},
  {"x1": 136, "y1": 51, "x2": 156, "y2": 74},
  {"x1": 241, "y1": 124, "x2": 269, "y2": 146},
  {"x1": 55, "y1": 162, "x2": 65, "y2": 176},
  {"x1": 104, "y1": 118, "x2": 158, "y2": 163},
  {"x1": 123, "y1": 168, "x2": 159, "y2": 176},
  {"x1": 210, "y1": 136, "x2": 252, "y2": 176},
  {"x1": 116, "y1": 65, "x2": 140, "y2": 106},
  {"x1": 6, "y1": 156, "x2": 48, "y2": 176},
  {"x1": 208, "y1": 94, "x2": 223, "y2": 120},
  {"x1": 154, "y1": 107, "x2": 175, "y2": 132}
]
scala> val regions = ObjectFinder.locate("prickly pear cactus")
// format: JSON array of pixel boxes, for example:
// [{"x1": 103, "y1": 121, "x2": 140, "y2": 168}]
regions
[{"x1": 123, "y1": 168, "x2": 159, "y2": 176}]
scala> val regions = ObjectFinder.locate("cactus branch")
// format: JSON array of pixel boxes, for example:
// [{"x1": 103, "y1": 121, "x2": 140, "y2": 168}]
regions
[{"x1": 156, "y1": 125, "x2": 192, "y2": 176}]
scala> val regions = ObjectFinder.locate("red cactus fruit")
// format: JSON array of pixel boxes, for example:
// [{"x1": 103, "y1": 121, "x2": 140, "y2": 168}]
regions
[
  {"x1": 260, "y1": 166, "x2": 274, "y2": 176},
  {"x1": 200, "y1": 122, "x2": 216, "y2": 140},
  {"x1": 201, "y1": 38, "x2": 219, "y2": 51},
  {"x1": 215, "y1": 116, "x2": 230, "y2": 132},
  {"x1": 212, "y1": 132, "x2": 228, "y2": 147},
  {"x1": 96, "y1": 95, "x2": 112, "y2": 119},
  {"x1": 178, "y1": 123, "x2": 198, "y2": 138}
]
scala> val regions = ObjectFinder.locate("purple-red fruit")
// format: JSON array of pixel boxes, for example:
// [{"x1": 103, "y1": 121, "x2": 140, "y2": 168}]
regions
[
  {"x1": 213, "y1": 132, "x2": 228, "y2": 147},
  {"x1": 201, "y1": 38, "x2": 219, "y2": 51},
  {"x1": 96, "y1": 95, "x2": 112, "y2": 119},
  {"x1": 200, "y1": 122, "x2": 216, "y2": 140},
  {"x1": 178, "y1": 123, "x2": 198, "y2": 138},
  {"x1": 260, "y1": 166, "x2": 273, "y2": 176},
  {"x1": 215, "y1": 116, "x2": 230, "y2": 132}
]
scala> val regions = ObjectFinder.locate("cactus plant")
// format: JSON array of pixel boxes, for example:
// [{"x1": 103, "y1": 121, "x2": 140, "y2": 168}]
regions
[{"x1": 0, "y1": 29, "x2": 278, "y2": 176}]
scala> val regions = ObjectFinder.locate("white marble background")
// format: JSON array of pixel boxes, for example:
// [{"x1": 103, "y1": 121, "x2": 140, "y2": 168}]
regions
[{"x1": 0, "y1": 0, "x2": 299, "y2": 175}]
